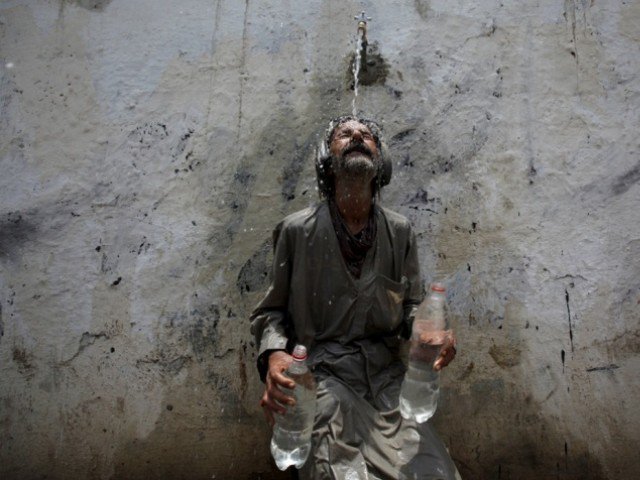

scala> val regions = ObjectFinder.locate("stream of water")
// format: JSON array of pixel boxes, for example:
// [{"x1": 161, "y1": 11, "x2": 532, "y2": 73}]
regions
[{"x1": 352, "y1": 30, "x2": 363, "y2": 116}]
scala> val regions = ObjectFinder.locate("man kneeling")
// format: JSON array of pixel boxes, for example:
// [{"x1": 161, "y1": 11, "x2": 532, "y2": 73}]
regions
[{"x1": 251, "y1": 116, "x2": 460, "y2": 479}]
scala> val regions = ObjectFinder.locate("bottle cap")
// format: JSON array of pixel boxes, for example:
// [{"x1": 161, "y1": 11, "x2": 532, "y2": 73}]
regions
[
  {"x1": 430, "y1": 282, "x2": 446, "y2": 293},
  {"x1": 292, "y1": 344, "x2": 308, "y2": 360}
]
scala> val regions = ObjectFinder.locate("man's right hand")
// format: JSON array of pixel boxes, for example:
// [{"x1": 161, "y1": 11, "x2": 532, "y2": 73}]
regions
[{"x1": 260, "y1": 350, "x2": 296, "y2": 427}]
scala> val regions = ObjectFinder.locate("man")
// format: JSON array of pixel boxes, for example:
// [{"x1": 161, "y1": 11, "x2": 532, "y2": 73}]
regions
[{"x1": 251, "y1": 116, "x2": 460, "y2": 479}]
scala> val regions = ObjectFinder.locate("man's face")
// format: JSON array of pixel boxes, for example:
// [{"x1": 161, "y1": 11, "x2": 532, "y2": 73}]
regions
[{"x1": 329, "y1": 120, "x2": 380, "y2": 180}]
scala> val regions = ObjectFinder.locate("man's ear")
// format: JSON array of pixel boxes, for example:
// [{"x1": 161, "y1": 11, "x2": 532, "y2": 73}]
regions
[{"x1": 378, "y1": 141, "x2": 392, "y2": 187}]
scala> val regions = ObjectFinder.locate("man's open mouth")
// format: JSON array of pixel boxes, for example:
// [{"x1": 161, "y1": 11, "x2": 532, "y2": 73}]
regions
[{"x1": 342, "y1": 143, "x2": 372, "y2": 158}]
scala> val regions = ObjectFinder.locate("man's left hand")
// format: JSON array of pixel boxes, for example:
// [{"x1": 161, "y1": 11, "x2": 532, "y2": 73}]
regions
[{"x1": 433, "y1": 329, "x2": 457, "y2": 371}]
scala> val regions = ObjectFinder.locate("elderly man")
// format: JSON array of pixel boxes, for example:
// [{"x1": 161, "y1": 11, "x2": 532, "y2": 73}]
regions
[{"x1": 250, "y1": 116, "x2": 460, "y2": 479}]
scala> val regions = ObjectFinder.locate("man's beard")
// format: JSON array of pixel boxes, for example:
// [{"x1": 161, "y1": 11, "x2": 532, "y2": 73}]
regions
[{"x1": 333, "y1": 143, "x2": 378, "y2": 179}]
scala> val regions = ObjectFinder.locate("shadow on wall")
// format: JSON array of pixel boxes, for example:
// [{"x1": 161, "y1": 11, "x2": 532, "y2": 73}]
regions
[{"x1": 438, "y1": 368, "x2": 607, "y2": 479}]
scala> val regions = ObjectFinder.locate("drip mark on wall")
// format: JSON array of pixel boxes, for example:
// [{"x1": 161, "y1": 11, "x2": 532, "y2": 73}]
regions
[
  {"x1": 235, "y1": 0, "x2": 251, "y2": 142},
  {"x1": 611, "y1": 161, "x2": 640, "y2": 195},
  {"x1": 586, "y1": 364, "x2": 619, "y2": 373},
  {"x1": 565, "y1": 289, "x2": 574, "y2": 352}
]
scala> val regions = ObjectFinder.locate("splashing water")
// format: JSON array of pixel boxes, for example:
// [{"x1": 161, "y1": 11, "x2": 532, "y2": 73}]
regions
[{"x1": 352, "y1": 30, "x2": 363, "y2": 116}]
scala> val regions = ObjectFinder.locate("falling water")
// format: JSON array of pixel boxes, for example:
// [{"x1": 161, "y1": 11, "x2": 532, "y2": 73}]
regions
[{"x1": 352, "y1": 30, "x2": 363, "y2": 116}]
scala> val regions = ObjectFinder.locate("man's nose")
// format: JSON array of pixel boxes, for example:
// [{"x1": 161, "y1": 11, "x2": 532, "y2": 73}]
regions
[{"x1": 351, "y1": 130, "x2": 363, "y2": 142}]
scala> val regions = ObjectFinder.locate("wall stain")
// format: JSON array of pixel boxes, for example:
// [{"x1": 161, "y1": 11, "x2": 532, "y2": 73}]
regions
[
  {"x1": 347, "y1": 42, "x2": 389, "y2": 89},
  {"x1": 565, "y1": 288, "x2": 575, "y2": 352},
  {"x1": 281, "y1": 141, "x2": 314, "y2": 201},
  {"x1": 12, "y1": 346, "x2": 36, "y2": 377},
  {"x1": 0, "y1": 212, "x2": 36, "y2": 258},
  {"x1": 489, "y1": 343, "x2": 522, "y2": 368},
  {"x1": 238, "y1": 343, "x2": 248, "y2": 399},
  {"x1": 235, "y1": 0, "x2": 251, "y2": 143},
  {"x1": 237, "y1": 239, "x2": 271, "y2": 295},
  {"x1": 611, "y1": 161, "x2": 640, "y2": 195},
  {"x1": 414, "y1": 0, "x2": 430, "y2": 21},
  {"x1": 585, "y1": 364, "x2": 619, "y2": 373},
  {"x1": 185, "y1": 304, "x2": 221, "y2": 362},
  {"x1": 401, "y1": 188, "x2": 441, "y2": 213},
  {"x1": 70, "y1": 0, "x2": 112, "y2": 10}
]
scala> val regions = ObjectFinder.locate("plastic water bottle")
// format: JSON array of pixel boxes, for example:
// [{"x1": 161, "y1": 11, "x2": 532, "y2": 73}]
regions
[
  {"x1": 270, "y1": 344, "x2": 317, "y2": 470},
  {"x1": 399, "y1": 283, "x2": 449, "y2": 423}
]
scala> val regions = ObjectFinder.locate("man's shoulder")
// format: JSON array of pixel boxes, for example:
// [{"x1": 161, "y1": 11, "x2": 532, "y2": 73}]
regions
[
  {"x1": 377, "y1": 205, "x2": 412, "y2": 230},
  {"x1": 277, "y1": 202, "x2": 326, "y2": 232}
]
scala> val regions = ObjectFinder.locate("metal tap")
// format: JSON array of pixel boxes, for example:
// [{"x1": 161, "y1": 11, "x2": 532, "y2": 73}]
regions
[
  {"x1": 354, "y1": 11, "x2": 371, "y2": 42},
  {"x1": 354, "y1": 11, "x2": 371, "y2": 66}
]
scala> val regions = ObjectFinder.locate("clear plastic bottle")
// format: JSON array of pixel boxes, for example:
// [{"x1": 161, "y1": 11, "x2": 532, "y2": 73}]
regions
[
  {"x1": 270, "y1": 344, "x2": 317, "y2": 470},
  {"x1": 399, "y1": 283, "x2": 449, "y2": 423}
]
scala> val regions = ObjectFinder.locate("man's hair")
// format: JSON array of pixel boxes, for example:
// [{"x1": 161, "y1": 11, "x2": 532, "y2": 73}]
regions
[{"x1": 315, "y1": 115, "x2": 391, "y2": 198}]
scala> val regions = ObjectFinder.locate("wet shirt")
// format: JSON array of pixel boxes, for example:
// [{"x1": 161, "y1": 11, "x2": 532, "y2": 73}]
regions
[{"x1": 250, "y1": 201, "x2": 422, "y2": 389}]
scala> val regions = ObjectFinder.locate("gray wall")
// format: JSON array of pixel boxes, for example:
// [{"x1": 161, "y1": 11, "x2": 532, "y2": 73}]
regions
[{"x1": 1, "y1": 1, "x2": 638, "y2": 479}]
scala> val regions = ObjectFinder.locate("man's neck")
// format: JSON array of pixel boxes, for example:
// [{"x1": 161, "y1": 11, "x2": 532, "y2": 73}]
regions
[{"x1": 333, "y1": 177, "x2": 374, "y2": 235}]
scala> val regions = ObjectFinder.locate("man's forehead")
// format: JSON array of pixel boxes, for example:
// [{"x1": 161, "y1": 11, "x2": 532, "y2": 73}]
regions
[
  {"x1": 335, "y1": 120, "x2": 369, "y2": 131},
  {"x1": 332, "y1": 120, "x2": 372, "y2": 138}
]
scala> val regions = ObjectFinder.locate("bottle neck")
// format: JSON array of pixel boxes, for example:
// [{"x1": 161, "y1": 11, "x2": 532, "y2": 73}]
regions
[
  {"x1": 288, "y1": 358, "x2": 308, "y2": 375},
  {"x1": 415, "y1": 292, "x2": 447, "y2": 329}
]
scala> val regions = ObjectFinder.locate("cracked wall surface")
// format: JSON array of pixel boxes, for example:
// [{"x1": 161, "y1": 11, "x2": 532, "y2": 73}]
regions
[{"x1": 1, "y1": 1, "x2": 639, "y2": 479}]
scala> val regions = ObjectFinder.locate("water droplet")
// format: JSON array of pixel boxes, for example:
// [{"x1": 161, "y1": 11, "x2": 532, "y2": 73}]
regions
[{"x1": 344, "y1": 468, "x2": 361, "y2": 480}]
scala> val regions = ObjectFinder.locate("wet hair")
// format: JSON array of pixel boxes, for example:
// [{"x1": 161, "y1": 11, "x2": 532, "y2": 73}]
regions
[{"x1": 315, "y1": 115, "x2": 392, "y2": 198}]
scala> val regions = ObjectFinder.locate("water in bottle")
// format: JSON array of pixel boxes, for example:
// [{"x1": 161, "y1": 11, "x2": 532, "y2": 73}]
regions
[
  {"x1": 270, "y1": 345, "x2": 317, "y2": 470},
  {"x1": 399, "y1": 283, "x2": 448, "y2": 423}
]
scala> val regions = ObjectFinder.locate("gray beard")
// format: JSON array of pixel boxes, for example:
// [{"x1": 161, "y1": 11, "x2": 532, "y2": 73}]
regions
[{"x1": 335, "y1": 153, "x2": 377, "y2": 180}]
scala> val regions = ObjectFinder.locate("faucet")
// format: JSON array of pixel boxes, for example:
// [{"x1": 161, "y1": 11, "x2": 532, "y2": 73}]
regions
[{"x1": 354, "y1": 11, "x2": 370, "y2": 66}]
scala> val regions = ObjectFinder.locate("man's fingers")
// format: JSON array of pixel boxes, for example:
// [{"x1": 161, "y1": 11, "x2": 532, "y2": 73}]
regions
[
  {"x1": 262, "y1": 392, "x2": 288, "y2": 415},
  {"x1": 269, "y1": 386, "x2": 295, "y2": 407},
  {"x1": 271, "y1": 370, "x2": 296, "y2": 389},
  {"x1": 260, "y1": 398, "x2": 277, "y2": 426},
  {"x1": 265, "y1": 375, "x2": 295, "y2": 407},
  {"x1": 263, "y1": 408, "x2": 275, "y2": 428},
  {"x1": 433, "y1": 346, "x2": 456, "y2": 371}
]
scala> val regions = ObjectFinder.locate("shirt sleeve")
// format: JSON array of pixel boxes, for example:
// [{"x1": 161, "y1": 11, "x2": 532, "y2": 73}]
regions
[
  {"x1": 400, "y1": 225, "x2": 424, "y2": 339},
  {"x1": 249, "y1": 221, "x2": 293, "y2": 381}
]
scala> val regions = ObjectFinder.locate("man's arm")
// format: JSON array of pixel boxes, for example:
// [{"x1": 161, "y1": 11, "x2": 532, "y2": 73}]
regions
[
  {"x1": 249, "y1": 222, "x2": 296, "y2": 425},
  {"x1": 401, "y1": 225, "x2": 457, "y2": 370},
  {"x1": 250, "y1": 222, "x2": 292, "y2": 375},
  {"x1": 400, "y1": 226, "x2": 423, "y2": 339}
]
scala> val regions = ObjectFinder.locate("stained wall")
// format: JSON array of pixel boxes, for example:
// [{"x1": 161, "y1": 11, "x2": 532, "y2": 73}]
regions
[{"x1": 1, "y1": 1, "x2": 639, "y2": 479}]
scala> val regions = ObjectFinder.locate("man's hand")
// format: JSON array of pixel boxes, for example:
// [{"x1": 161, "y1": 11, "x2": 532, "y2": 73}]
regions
[
  {"x1": 433, "y1": 329, "x2": 457, "y2": 371},
  {"x1": 416, "y1": 329, "x2": 457, "y2": 371},
  {"x1": 260, "y1": 350, "x2": 296, "y2": 427}
]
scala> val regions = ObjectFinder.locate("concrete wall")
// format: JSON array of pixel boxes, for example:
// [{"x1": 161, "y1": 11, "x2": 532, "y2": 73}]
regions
[{"x1": 1, "y1": 1, "x2": 638, "y2": 479}]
